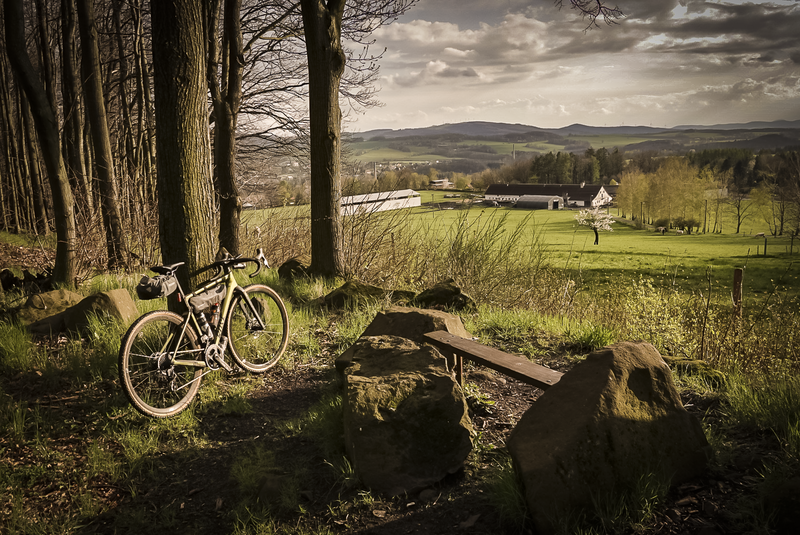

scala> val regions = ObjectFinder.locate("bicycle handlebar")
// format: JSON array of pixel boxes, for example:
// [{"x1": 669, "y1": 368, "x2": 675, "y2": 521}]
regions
[{"x1": 205, "y1": 248, "x2": 268, "y2": 279}]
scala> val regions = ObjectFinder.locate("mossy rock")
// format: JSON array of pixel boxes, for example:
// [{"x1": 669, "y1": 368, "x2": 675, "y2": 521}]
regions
[
  {"x1": 413, "y1": 279, "x2": 475, "y2": 311},
  {"x1": 318, "y1": 280, "x2": 415, "y2": 309},
  {"x1": 340, "y1": 335, "x2": 473, "y2": 496},
  {"x1": 16, "y1": 289, "x2": 85, "y2": 327},
  {"x1": 277, "y1": 256, "x2": 311, "y2": 280}
]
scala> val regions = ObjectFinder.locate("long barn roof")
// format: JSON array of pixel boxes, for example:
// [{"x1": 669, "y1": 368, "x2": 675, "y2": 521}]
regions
[
  {"x1": 485, "y1": 183, "x2": 615, "y2": 201},
  {"x1": 341, "y1": 189, "x2": 419, "y2": 206}
]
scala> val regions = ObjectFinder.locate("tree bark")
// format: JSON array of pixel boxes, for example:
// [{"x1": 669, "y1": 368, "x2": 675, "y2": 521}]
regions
[
  {"x1": 300, "y1": 0, "x2": 345, "y2": 277},
  {"x1": 112, "y1": 0, "x2": 140, "y2": 224},
  {"x1": 21, "y1": 97, "x2": 49, "y2": 235},
  {"x1": 207, "y1": 0, "x2": 243, "y2": 255},
  {"x1": 151, "y1": 0, "x2": 216, "y2": 290},
  {"x1": 60, "y1": 0, "x2": 93, "y2": 217},
  {"x1": 4, "y1": 0, "x2": 77, "y2": 285},
  {"x1": 77, "y1": 0, "x2": 127, "y2": 268}
]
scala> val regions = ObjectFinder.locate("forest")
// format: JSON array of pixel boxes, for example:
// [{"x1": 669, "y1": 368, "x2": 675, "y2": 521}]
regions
[{"x1": 0, "y1": 0, "x2": 418, "y2": 285}]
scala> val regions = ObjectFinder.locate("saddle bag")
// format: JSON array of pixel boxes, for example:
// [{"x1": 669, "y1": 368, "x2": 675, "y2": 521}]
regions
[{"x1": 136, "y1": 275, "x2": 178, "y2": 300}]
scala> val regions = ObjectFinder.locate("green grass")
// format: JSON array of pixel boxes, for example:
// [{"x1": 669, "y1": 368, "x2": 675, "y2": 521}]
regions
[{"x1": 404, "y1": 204, "x2": 799, "y2": 298}]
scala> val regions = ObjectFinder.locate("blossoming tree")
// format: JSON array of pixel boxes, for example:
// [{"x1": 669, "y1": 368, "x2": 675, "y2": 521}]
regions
[{"x1": 575, "y1": 207, "x2": 615, "y2": 245}]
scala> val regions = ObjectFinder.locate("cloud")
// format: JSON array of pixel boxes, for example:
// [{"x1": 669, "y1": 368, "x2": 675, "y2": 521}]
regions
[
  {"x1": 354, "y1": 0, "x2": 800, "y2": 130},
  {"x1": 384, "y1": 60, "x2": 481, "y2": 87}
]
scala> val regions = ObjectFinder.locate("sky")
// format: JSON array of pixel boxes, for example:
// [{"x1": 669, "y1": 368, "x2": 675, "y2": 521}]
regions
[{"x1": 345, "y1": 0, "x2": 800, "y2": 132}]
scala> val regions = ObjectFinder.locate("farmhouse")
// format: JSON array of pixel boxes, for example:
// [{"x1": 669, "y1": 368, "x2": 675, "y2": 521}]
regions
[
  {"x1": 515, "y1": 195, "x2": 564, "y2": 210},
  {"x1": 340, "y1": 189, "x2": 421, "y2": 216},
  {"x1": 485, "y1": 183, "x2": 616, "y2": 207},
  {"x1": 429, "y1": 178, "x2": 451, "y2": 189}
]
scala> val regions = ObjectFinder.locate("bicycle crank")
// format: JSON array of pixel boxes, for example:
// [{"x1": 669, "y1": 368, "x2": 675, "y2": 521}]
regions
[{"x1": 204, "y1": 341, "x2": 233, "y2": 372}]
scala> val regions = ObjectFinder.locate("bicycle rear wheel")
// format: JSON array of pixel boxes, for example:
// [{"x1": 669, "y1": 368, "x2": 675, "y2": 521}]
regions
[
  {"x1": 119, "y1": 311, "x2": 203, "y2": 418},
  {"x1": 226, "y1": 284, "x2": 289, "y2": 373}
]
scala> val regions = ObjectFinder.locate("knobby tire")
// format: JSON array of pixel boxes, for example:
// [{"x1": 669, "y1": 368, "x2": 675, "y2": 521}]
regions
[
  {"x1": 226, "y1": 284, "x2": 289, "y2": 373},
  {"x1": 119, "y1": 310, "x2": 202, "y2": 418}
]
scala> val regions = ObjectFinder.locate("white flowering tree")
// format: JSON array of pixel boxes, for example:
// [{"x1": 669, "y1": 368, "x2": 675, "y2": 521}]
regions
[{"x1": 575, "y1": 207, "x2": 615, "y2": 245}]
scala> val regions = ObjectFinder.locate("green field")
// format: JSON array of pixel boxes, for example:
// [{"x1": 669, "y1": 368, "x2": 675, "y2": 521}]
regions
[{"x1": 408, "y1": 195, "x2": 799, "y2": 299}]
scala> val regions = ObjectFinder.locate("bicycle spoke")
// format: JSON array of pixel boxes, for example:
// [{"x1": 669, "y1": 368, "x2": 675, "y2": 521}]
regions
[{"x1": 226, "y1": 285, "x2": 289, "y2": 373}]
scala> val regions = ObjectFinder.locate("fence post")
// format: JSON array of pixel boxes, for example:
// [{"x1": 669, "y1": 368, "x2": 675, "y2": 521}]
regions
[
  {"x1": 733, "y1": 268, "x2": 743, "y2": 319},
  {"x1": 764, "y1": 237, "x2": 767, "y2": 257}
]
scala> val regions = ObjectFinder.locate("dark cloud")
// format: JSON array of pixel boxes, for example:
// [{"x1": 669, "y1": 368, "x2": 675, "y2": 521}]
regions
[
  {"x1": 438, "y1": 66, "x2": 480, "y2": 78},
  {"x1": 613, "y1": 0, "x2": 682, "y2": 22}
]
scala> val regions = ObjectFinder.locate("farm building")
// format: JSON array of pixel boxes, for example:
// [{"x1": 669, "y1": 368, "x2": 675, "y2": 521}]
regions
[
  {"x1": 485, "y1": 183, "x2": 616, "y2": 207},
  {"x1": 340, "y1": 189, "x2": 421, "y2": 216},
  {"x1": 515, "y1": 195, "x2": 564, "y2": 210}
]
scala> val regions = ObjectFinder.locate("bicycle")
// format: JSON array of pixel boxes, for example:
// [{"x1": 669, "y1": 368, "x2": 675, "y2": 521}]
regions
[{"x1": 119, "y1": 249, "x2": 289, "y2": 418}]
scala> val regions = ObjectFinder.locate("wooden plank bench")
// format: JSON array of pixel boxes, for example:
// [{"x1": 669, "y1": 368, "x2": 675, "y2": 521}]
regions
[{"x1": 423, "y1": 330, "x2": 563, "y2": 391}]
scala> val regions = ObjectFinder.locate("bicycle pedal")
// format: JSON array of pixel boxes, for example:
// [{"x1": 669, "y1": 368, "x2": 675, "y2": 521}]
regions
[{"x1": 215, "y1": 355, "x2": 234, "y2": 373}]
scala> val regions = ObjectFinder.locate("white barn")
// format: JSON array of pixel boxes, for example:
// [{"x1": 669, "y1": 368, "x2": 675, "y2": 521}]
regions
[
  {"x1": 485, "y1": 184, "x2": 616, "y2": 207},
  {"x1": 340, "y1": 189, "x2": 421, "y2": 216},
  {"x1": 515, "y1": 195, "x2": 564, "y2": 210}
]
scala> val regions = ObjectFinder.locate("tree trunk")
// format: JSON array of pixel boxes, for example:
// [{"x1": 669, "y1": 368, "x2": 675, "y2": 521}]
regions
[
  {"x1": 0, "y1": 56, "x2": 23, "y2": 233},
  {"x1": 213, "y1": 0, "x2": 243, "y2": 255},
  {"x1": 593, "y1": 228, "x2": 599, "y2": 245},
  {"x1": 131, "y1": 0, "x2": 156, "y2": 210},
  {"x1": 300, "y1": 0, "x2": 345, "y2": 277},
  {"x1": 111, "y1": 0, "x2": 140, "y2": 228},
  {"x1": 151, "y1": 0, "x2": 216, "y2": 291},
  {"x1": 60, "y1": 0, "x2": 93, "y2": 217},
  {"x1": 21, "y1": 97, "x2": 49, "y2": 235},
  {"x1": 77, "y1": 0, "x2": 127, "y2": 268},
  {"x1": 4, "y1": 0, "x2": 77, "y2": 285},
  {"x1": 14, "y1": 91, "x2": 34, "y2": 232}
]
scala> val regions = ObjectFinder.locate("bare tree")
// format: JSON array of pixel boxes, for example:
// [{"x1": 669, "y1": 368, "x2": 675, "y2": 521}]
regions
[
  {"x1": 299, "y1": 0, "x2": 417, "y2": 276},
  {"x1": 3, "y1": 0, "x2": 77, "y2": 285},
  {"x1": 555, "y1": 0, "x2": 624, "y2": 29},
  {"x1": 77, "y1": 0, "x2": 128, "y2": 268}
]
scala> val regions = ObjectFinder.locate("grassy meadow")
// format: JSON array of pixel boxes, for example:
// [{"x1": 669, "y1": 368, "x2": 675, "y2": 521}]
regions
[{"x1": 397, "y1": 192, "x2": 799, "y2": 299}]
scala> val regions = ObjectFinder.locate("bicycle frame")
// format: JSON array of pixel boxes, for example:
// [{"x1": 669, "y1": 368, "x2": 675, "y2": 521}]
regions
[{"x1": 168, "y1": 267, "x2": 267, "y2": 373}]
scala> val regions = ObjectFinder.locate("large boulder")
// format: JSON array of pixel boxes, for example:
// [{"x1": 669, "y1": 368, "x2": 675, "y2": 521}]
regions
[
  {"x1": 63, "y1": 289, "x2": 138, "y2": 333},
  {"x1": 335, "y1": 306, "x2": 471, "y2": 373},
  {"x1": 413, "y1": 279, "x2": 475, "y2": 311},
  {"x1": 340, "y1": 335, "x2": 473, "y2": 496},
  {"x1": 277, "y1": 256, "x2": 311, "y2": 281},
  {"x1": 507, "y1": 341, "x2": 710, "y2": 535},
  {"x1": 22, "y1": 289, "x2": 138, "y2": 336},
  {"x1": 317, "y1": 280, "x2": 415, "y2": 309},
  {"x1": 16, "y1": 289, "x2": 85, "y2": 330}
]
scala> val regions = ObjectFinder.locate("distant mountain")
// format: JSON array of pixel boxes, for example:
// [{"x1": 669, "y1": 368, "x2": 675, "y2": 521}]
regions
[
  {"x1": 672, "y1": 119, "x2": 800, "y2": 131},
  {"x1": 352, "y1": 120, "x2": 800, "y2": 140},
  {"x1": 353, "y1": 121, "x2": 548, "y2": 140}
]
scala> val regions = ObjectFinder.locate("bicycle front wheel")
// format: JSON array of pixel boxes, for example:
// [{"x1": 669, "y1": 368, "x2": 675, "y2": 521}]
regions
[
  {"x1": 226, "y1": 284, "x2": 289, "y2": 373},
  {"x1": 119, "y1": 311, "x2": 203, "y2": 418}
]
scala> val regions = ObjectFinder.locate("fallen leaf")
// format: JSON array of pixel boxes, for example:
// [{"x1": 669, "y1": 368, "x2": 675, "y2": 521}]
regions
[
  {"x1": 372, "y1": 509, "x2": 386, "y2": 518},
  {"x1": 215, "y1": 497, "x2": 223, "y2": 511}
]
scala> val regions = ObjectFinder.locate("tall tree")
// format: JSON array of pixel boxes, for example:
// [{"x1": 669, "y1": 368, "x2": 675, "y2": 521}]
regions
[
  {"x1": 299, "y1": 0, "x2": 346, "y2": 276},
  {"x1": 150, "y1": 0, "x2": 216, "y2": 289},
  {"x1": 77, "y1": 0, "x2": 128, "y2": 268},
  {"x1": 3, "y1": 0, "x2": 77, "y2": 285},
  {"x1": 299, "y1": 0, "x2": 418, "y2": 276},
  {"x1": 208, "y1": 0, "x2": 245, "y2": 255},
  {"x1": 61, "y1": 0, "x2": 93, "y2": 216}
]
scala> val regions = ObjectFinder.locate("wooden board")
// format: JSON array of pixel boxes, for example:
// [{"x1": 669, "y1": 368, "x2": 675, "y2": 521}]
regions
[{"x1": 423, "y1": 330, "x2": 563, "y2": 390}]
